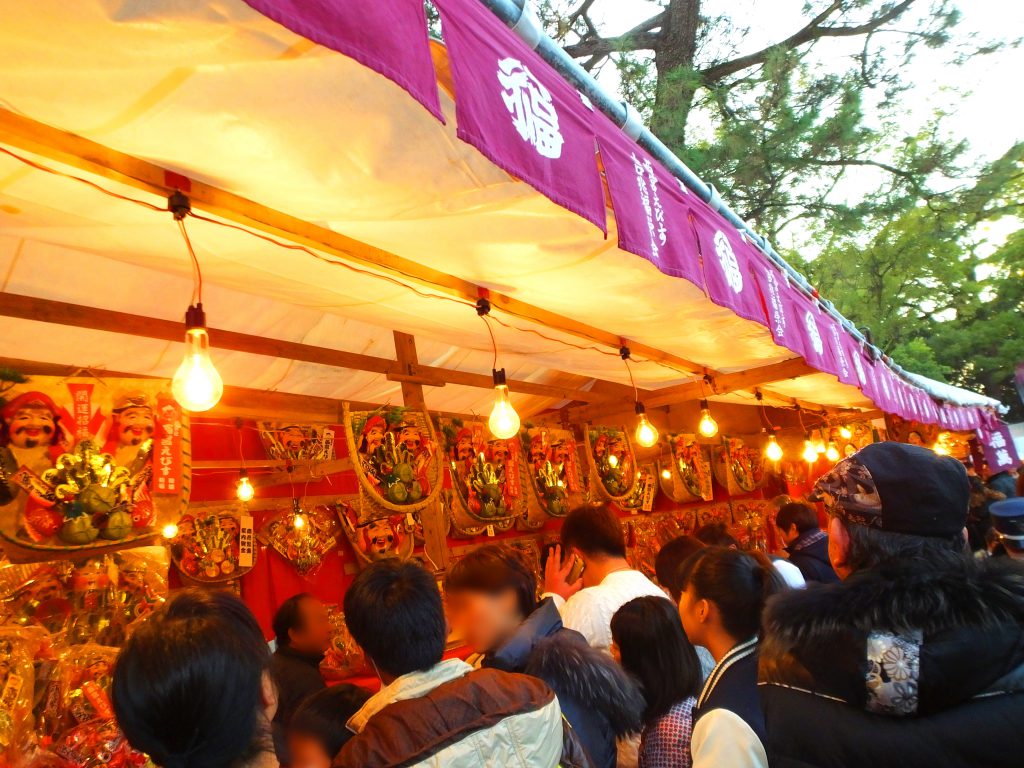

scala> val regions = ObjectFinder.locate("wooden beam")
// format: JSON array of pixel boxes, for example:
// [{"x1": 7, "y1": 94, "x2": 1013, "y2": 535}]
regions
[
  {"x1": 0, "y1": 292, "x2": 611, "y2": 403},
  {"x1": 0, "y1": 108, "x2": 707, "y2": 376},
  {"x1": 392, "y1": 332, "x2": 449, "y2": 572},
  {"x1": 569, "y1": 357, "x2": 817, "y2": 421}
]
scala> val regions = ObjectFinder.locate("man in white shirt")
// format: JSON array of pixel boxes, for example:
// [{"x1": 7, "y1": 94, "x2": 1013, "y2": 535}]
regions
[{"x1": 542, "y1": 504, "x2": 664, "y2": 653}]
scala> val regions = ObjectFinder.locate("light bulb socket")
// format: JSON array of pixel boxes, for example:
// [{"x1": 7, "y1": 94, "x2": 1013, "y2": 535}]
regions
[
  {"x1": 168, "y1": 191, "x2": 191, "y2": 221},
  {"x1": 634, "y1": 401, "x2": 646, "y2": 416},
  {"x1": 619, "y1": 345, "x2": 631, "y2": 360},
  {"x1": 238, "y1": 468, "x2": 248, "y2": 481},
  {"x1": 476, "y1": 297, "x2": 491, "y2": 316},
  {"x1": 492, "y1": 368, "x2": 507, "y2": 387},
  {"x1": 184, "y1": 303, "x2": 207, "y2": 331},
  {"x1": 699, "y1": 399, "x2": 709, "y2": 411}
]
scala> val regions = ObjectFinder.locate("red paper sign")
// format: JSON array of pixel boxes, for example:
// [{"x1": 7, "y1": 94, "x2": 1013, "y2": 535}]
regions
[
  {"x1": 598, "y1": 132, "x2": 703, "y2": 289},
  {"x1": 435, "y1": 0, "x2": 606, "y2": 231},
  {"x1": 154, "y1": 396, "x2": 183, "y2": 495},
  {"x1": 242, "y1": 0, "x2": 442, "y2": 120}
]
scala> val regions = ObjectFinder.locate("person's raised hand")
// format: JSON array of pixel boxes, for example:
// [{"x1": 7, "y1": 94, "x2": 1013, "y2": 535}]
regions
[{"x1": 543, "y1": 544, "x2": 582, "y2": 600}]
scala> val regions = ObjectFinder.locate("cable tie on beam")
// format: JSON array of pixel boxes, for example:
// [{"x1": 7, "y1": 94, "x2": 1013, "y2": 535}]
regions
[
  {"x1": 511, "y1": 1, "x2": 544, "y2": 49},
  {"x1": 619, "y1": 102, "x2": 645, "y2": 141}
]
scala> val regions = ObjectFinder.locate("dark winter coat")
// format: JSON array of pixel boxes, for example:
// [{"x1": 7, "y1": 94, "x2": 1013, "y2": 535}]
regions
[
  {"x1": 484, "y1": 597, "x2": 644, "y2": 768},
  {"x1": 785, "y1": 529, "x2": 839, "y2": 584},
  {"x1": 270, "y1": 645, "x2": 326, "y2": 761},
  {"x1": 759, "y1": 553, "x2": 1024, "y2": 767}
]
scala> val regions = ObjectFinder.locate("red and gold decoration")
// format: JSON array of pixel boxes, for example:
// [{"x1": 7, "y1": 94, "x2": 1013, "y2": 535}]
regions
[
  {"x1": 320, "y1": 605, "x2": 367, "y2": 681},
  {"x1": 437, "y1": 418, "x2": 526, "y2": 537},
  {"x1": 167, "y1": 508, "x2": 255, "y2": 584},
  {"x1": 0, "y1": 379, "x2": 188, "y2": 562},
  {"x1": 585, "y1": 425, "x2": 640, "y2": 504},
  {"x1": 258, "y1": 421, "x2": 338, "y2": 463},
  {"x1": 345, "y1": 405, "x2": 442, "y2": 515},
  {"x1": 521, "y1": 426, "x2": 588, "y2": 519},
  {"x1": 659, "y1": 434, "x2": 713, "y2": 502},
  {"x1": 336, "y1": 500, "x2": 416, "y2": 568},
  {"x1": 713, "y1": 438, "x2": 765, "y2": 495},
  {"x1": 259, "y1": 500, "x2": 341, "y2": 576}
]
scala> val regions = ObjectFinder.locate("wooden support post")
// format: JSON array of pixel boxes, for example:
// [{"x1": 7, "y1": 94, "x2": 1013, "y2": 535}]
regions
[{"x1": 393, "y1": 332, "x2": 450, "y2": 572}]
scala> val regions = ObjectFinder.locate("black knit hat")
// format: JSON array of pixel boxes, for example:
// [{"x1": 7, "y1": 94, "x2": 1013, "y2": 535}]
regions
[{"x1": 812, "y1": 442, "x2": 969, "y2": 538}]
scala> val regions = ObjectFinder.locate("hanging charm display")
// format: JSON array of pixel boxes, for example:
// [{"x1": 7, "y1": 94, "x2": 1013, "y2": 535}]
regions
[
  {"x1": 521, "y1": 426, "x2": 588, "y2": 519},
  {"x1": 436, "y1": 418, "x2": 525, "y2": 537},
  {"x1": 166, "y1": 506, "x2": 255, "y2": 584},
  {"x1": 659, "y1": 434, "x2": 714, "y2": 502},
  {"x1": 584, "y1": 424, "x2": 641, "y2": 504},
  {"x1": 0, "y1": 381, "x2": 189, "y2": 561},
  {"x1": 713, "y1": 437, "x2": 766, "y2": 494},
  {"x1": 259, "y1": 500, "x2": 341, "y2": 576}
]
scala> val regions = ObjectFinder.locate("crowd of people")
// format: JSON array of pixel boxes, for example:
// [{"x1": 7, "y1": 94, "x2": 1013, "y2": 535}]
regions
[{"x1": 109, "y1": 443, "x2": 1024, "y2": 768}]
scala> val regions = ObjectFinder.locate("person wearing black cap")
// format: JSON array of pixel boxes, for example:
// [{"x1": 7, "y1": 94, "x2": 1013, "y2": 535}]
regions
[
  {"x1": 759, "y1": 442, "x2": 1024, "y2": 768},
  {"x1": 991, "y1": 498, "x2": 1024, "y2": 559}
]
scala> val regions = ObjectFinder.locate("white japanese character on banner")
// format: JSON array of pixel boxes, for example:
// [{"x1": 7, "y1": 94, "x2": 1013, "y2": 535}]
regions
[
  {"x1": 714, "y1": 231, "x2": 743, "y2": 293},
  {"x1": 995, "y1": 448, "x2": 1012, "y2": 467},
  {"x1": 804, "y1": 310, "x2": 824, "y2": 356},
  {"x1": 990, "y1": 432, "x2": 1007, "y2": 449},
  {"x1": 497, "y1": 57, "x2": 563, "y2": 159}
]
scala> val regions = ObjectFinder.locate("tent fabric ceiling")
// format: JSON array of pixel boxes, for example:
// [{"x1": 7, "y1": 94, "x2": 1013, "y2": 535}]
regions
[{"x1": 0, "y1": 0, "x2": 994, "y2": 417}]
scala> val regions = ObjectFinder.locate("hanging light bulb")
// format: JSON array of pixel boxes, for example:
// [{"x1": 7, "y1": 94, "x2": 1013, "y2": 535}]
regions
[
  {"x1": 488, "y1": 368, "x2": 520, "y2": 440},
  {"x1": 236, "y1": 469, "x2": 255, "y2": 502},
  {"x1": 825, "y1": 441, "x2": 841, "y2": 462},
  {"x1": 697, "y1": 399, "x2": 719, "y2": 438},
  {"x1": 660, "y1": 467, "x2": 672, "y2": 480},
  {"x1": 172, "y1": 304, "x2": 223, "y2": 412},
  {"x1": 802, "y1": 437, "x2": 818, "y2": 464},
  {"x1": 161, "y1": 522, "x2": 179, "y2": 540},
  {"x1": 839, "y1": 425, "x2": 852, "y2": 440},
  {"x1": 608, "y1": 453, "x2": 620, "y2": 468},
  {"x1": 634, "y1": 402, "x2": 659, "y2": 448},
  {"x1": 765, "y1": 434, "x2": 784, "y2": 462},
  {"x1": 293, "y1": 512, "x2": 307, "y2": 530},
  {"x1": 814, "y1": 430, "x2": 827, "y2": 454}
]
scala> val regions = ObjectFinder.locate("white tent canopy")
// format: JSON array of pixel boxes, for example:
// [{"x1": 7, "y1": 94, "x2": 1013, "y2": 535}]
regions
[{"x1": 0, "y1": 0, "x2": 1000, "y2": 419}]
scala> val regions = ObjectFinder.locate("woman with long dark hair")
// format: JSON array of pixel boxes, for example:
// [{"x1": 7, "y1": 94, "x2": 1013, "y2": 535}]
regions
[
  {"x1": 677, "y1": 547, "x2": 786, "y2": 768},
  {"x1": 445, "y1": 544, "x2": 644, "y2": 768},
  {"x1": 112, "y1": 588, "x2": 278, "y2": 768},
  {"x1": 611, "y1": 596, "x2": 703, "y2": 768}
]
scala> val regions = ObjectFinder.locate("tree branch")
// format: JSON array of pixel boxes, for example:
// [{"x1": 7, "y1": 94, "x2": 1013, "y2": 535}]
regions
[
  {"x1": 698, "y1": 0, "x2": 916, "y2": 84},
  {"x1": 562, "y1": 12, "x2": 666, "y2": 59}
]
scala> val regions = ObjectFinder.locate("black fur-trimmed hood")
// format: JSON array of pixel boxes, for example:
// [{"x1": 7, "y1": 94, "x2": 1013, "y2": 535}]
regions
[
  {"x1": 524, "y1": 630, "x2": 644, "y2": 736},
  {"x1": 760, "y1": 555, "x2": 1024, "y2": 715}
]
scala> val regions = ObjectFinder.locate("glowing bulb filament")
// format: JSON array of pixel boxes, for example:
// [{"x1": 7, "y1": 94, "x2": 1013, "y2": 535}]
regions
[
  {"x1": 802, "y1": 441, "x2": 818, "y2": 464},
  {"x1": 172, "y1": 324, "x2": 223, "y2": 412},
  {"x1": 634, "y1": 409, "x2": 659, "y2": 448},
  {"x1": 488, "y1": 371, "x2": 521, "y2": 440},
  {"x1": 825, "y1": 442, "x2": 841, "y2": 462},
  {"x1": 660, "y1": 468, "x2": 672, "y2": 480},
  {"x1": 698, "y1": 409, "x2": 718, "y2": 438},
  {"x1": 765, "y1": 436, "x2": 783, "y2": 462},
  {"x1": 236, "y1": 474, "x2": 255, "y2": 502},
  {"x1": 162, "y1": 523, "x2": 179, "y2": 540},
  {"x1": 293, "y1": 513, "x2": 307, "y2": 530}
]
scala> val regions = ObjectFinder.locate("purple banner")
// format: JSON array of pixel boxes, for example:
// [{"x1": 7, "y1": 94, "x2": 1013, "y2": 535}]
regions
[
  {"x1": 783, "y1": 289, "x2": 840, "y2": 379},
  {"x1": 597, "y1": 132, "x2": 703, "y2": 288},
  {"x1": 435, "y1": 0, "x2": 606, "y2": 231},
  {"x1": 751, "y1": 261, "x2": 801, "y2": 354},
  {"x1": 978, "y1": 422, "x2": 1019, "y2": 472},
  {"x1": 243, "y1": 0, "x2": 442, "y2": 120},
  {"x1": 688, "y1": 201, "x2": 764, "y2": 323}
]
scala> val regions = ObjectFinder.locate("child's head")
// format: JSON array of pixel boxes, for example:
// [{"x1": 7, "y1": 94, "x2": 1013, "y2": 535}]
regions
[{"x1": 287, "y1": 684, "x2": 371, "y2": 768}]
